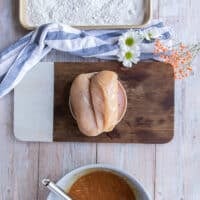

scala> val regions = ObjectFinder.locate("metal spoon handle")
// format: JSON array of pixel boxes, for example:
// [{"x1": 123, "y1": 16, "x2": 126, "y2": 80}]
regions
[{"x1": 42, "y1": 179, "x2": 72, "y2": 200}]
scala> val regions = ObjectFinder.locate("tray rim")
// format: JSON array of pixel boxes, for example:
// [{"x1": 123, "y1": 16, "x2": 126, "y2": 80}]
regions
[{"x1": 19, "y1": 0, "x2": 152, "y2": 30}]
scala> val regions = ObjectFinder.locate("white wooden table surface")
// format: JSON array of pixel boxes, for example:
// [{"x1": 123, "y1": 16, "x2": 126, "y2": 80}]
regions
[{"x1": 0, "y1": 1, "x2": 200, "y2": 199}]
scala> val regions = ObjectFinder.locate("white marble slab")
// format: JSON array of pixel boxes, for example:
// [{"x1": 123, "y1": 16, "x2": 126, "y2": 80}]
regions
[{"x1": 14, "y1": 62, "x2": 54, "y2": 142}]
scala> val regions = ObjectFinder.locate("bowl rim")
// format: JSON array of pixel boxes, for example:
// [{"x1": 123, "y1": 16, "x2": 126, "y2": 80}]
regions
[{"x1": 47, "y1": 163, "x2": 151, "y2": 200}]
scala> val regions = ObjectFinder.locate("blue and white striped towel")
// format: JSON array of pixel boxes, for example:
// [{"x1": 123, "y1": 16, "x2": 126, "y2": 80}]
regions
[{"x1": 0, "y1": 21, "x2": 172, "y2": 98}]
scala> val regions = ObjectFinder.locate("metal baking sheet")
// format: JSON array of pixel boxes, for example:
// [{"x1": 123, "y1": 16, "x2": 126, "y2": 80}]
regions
[{"x1": 19, "y1": 0, "x2": 152, "y2": 30}]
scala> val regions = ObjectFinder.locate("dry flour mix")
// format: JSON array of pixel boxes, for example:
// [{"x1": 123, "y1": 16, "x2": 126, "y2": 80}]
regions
[{"x1": 26, "y1": 0, "x2": 145, "y2": 26}]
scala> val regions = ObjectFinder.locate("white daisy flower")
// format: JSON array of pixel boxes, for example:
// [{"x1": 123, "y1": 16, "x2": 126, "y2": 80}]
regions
[
  {"x1": 143, "y1": 27, "x2": 161, "y2": 41},
  {"x1": 118, "y1": 46, "x2": 141, "y2": 68},
  {"x1": 119, "y1": 30, "x2": 142, "y2": 49}
]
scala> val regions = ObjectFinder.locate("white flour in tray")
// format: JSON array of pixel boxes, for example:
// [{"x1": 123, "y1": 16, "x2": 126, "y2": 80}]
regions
[{"x1": 26, "y1": 0, "x2": 145, "y2": 26}]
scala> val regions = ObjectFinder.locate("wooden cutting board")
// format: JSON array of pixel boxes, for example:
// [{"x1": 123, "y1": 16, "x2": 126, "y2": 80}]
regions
[{"x1": 54, "y1": 61, "x2": 174, "y2": 143}]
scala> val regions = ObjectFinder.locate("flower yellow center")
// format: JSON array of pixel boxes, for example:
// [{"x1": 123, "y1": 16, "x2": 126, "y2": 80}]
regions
[
  {"x1": 125, "y1": 51, "x2": 133, "y2": 60},
  {"x1": 148, "y1": 32, "x2": 153, "y2": 38},
  {"x1": 125, "y1": 37, "x2": 135, "y2": 46}
]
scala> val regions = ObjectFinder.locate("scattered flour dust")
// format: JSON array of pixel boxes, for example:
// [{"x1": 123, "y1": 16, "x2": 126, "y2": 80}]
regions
[{"x1": 26, "y1": 0, "x2": 145, "y2": 26}]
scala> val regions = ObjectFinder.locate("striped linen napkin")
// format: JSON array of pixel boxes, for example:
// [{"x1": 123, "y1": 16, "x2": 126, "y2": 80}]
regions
[{"x1": 0, "y1": 21, "x2": 172, "y2": 98}]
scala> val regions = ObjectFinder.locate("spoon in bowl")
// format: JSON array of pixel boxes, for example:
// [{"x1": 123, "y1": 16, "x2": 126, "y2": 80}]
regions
[{"x1": 42, "y1": 179, "x2": 72, "y2": 200}]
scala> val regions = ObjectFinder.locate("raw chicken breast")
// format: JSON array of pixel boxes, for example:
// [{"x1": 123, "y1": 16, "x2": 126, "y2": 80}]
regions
[
  {"x1": 90, "y1": 71, "x2": 118, "y2": 132},
  {"x1": 70, "y1": 73, "x2": 101, "y2": 136},
  {"x1": 70, "y1": 71, "x2": 126, "y2": 136}
]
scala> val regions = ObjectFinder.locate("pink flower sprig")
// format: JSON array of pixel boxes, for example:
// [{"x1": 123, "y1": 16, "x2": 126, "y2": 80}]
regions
[{"x1": 154, "y1": 40, "x2": 200, "y2": 80}]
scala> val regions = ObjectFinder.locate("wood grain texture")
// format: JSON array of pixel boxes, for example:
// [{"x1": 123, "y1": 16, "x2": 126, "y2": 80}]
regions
[
  {"x1": 37, "y1": 143, "x2": 96, "y2": 200},
  {"x1": 0, "y1": 0, "x2": 200, "y2": 199},
  {"x1": 155, "y1": 1, "x2": 200, "y2": 200},
  {"x1": 0, "y1": 1, "x2": 39, "y2": 200},
  {"x1": 54, "y1": 61, "x2": 174, "y2": 143}
]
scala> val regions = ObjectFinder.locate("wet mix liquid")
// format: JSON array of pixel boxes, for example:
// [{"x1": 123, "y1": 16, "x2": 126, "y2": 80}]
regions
[{"x1": 68, "y1": 171, "x2": 136, "y2": 200}]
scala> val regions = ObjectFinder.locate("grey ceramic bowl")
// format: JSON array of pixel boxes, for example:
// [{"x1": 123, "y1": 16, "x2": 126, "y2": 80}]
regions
[{"x1": 47, "y1": 164, "x2": 151, "y2": 200}]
